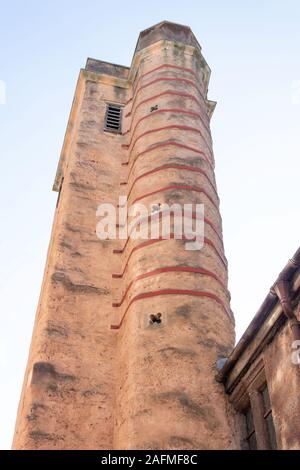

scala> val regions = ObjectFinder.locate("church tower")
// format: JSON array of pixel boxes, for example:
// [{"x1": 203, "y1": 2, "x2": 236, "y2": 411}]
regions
[{"x1": 13, "y1": 21, "x2": 238, "y2": 450}]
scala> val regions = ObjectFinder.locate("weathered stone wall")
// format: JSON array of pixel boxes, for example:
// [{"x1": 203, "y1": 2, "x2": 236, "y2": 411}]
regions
[
  {"x1": 264, "y1": 318, "x2": 300, "y2": 449},
  {"x1": 13, "y1": 22, "x2": 239, "y2": 450},
  {"x1": 113, "y1": 38, "x2": 237, "y2": 450},
  {"x1": 225, "y1": 297, "x2": 300, "y2": 450},
  {"x1": 13, "y1": 69, "x2": 129, "y2": 449}
]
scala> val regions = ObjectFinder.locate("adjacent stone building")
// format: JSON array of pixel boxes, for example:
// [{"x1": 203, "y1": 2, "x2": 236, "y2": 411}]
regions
[
  {"x1": 13, "y1": 21, "x2": 300, "y2": 450},
  {"x1": 217, "y1": 247, "x2": 300, "y2": 450}
]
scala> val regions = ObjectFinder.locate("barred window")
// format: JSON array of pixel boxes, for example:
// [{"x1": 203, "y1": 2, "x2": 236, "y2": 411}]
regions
[{"x1": 104, "y1": 103, "x2": 122, "y2": 133}]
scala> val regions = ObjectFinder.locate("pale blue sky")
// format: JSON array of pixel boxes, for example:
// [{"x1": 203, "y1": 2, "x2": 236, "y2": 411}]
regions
[{"x1": 0, "y1": 0, "x2": 299, "y2": 449}]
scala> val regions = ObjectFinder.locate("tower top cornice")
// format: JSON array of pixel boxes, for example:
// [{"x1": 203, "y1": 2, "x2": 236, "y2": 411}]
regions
[{"x1": 134, "y1": 20, "x2": 202, "y2": 54}]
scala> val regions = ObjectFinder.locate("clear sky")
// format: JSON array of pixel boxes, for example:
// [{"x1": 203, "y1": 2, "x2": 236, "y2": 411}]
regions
[{"x1": 0, "y1": 0, "x2": 299, "y2": 450}]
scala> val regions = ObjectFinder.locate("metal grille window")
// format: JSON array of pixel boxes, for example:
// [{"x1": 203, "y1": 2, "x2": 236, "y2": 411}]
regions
[{"x1": 104, "y1": 104, "x2": 122, "y2": 133}]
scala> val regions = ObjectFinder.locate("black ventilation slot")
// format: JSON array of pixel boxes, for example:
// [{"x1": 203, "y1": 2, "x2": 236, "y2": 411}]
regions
[{"x1": 104, "y1": 104, "x2": 122, "y2": 133}]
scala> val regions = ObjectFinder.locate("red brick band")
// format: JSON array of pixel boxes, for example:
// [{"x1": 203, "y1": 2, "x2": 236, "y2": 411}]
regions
[
  {"x1": 124, "y1": 108, "x2": 212, "y2": 149},
  {"x1": 124, "y1": 108, "x2": 213, "y2": 158},
  {"x1": 117, "y1": 210, "x2": 222, "y2": 245},
  {"x1": 121, "y1": 164, "x2": 218, "y2": 200},
  {"x1": 112, "y1": 266, "x2": 230, "y2": 308},
  {"x1": 132, "y1": 64, "x2": 198, "y2": 93},
  {"x1": 122, "y1": 141, "x2": 214, "y2": 178},
  {"x1": 116, "y1": 209, "x2": 222, "y2": 245},
  {"x1": 125, "y1": 90, "x2": 211, "y2": 136},
  {"x1": 113, "y1": 235, "x2": 227, "y2": 278},
  {"x1": 126, "y1": 77, "x2": 205, "y2": 107},
  {"x1": 121, "y1": 184, "x2": 219, "y2": 211},
  {"x1": 110, "y1": 64, "x2": 227, "y2": 330},
  {"x1": 122, "y1": 125, "x2": 211, "y2": 162},
  {"x1": 111, "y1": 289, "x2": 231, "y2": 329},
  {"x1": 123, "y1": 108, "x2": 202, "y2": 136}
]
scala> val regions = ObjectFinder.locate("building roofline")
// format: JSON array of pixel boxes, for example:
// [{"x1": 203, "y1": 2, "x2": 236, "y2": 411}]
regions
[
  {"x1": 85, "y1": 57, "x2": 130, "y2": 70},
  {"x1": 217, "y1": 246, "x2": 300, "y2": 384},
  {"x1": 85, "y1": 58, "x2": 130, "y2": 78}
]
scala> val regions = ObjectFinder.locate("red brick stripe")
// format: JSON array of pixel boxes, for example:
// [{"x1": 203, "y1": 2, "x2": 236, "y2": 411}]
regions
[
  {"x1": 121, "y1": 164, "x2": 218, "y2": 200},
  {"x1": 122, "y1": 125, "x2": 210, "y2": 161},
  {"x1": 126, "y1": 80, "x2": 206, "y2": 124},
  {"x1": 125, "y1": 90, "x2": 211, "y2": 136},
  {"x1": 126, "y1": 77, "x2": 205, "y2": 106},
  {"x1": 111, "y1": 289, "x2": 231, "y2": 329},
  {"x1": 132, "y1": 64, "x2": 198, "y2": 92},
  {"x1": 117, "y1": 209, "x2": 222, "y2": 245},
  {"x1": 122, "y1": 141, "x2": 214, "y2": 178},
  {"x1": 113, "y1": 235, "x2": 227, "y2": 278},
  {"x1": 122, "y1": 184, "x2": 219, "y2": 210},
  {"x1": 117, "y1": 210, "x2": 222, "y2": 245},
  {"x1": 123, "y1": 108, "x2": 203, "y2": 136},
  {"x1": 124, "y1": 108, "x2": 213, "y2": 158},
  {"x1": 112, "y1": 266, "x2": 229, "y2": 308},
  {"x1": 125, "y1": 91, "x2": 202, "y2": 117}
]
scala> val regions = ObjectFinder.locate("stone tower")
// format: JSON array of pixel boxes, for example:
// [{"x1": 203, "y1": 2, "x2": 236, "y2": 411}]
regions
[{"x1": 13, "y1": 21, "x2": 238, "y2": 450}]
